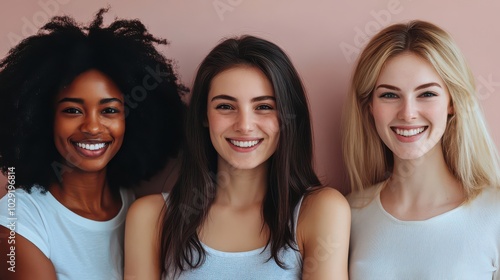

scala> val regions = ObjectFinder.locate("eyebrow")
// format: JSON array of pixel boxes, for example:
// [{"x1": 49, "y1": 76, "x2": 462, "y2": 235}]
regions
[
  {"x1": 415, "y1": 83, "x2": 442, "y2": 91},
  {"x1": 99, "y1": 98, "x2": 123, "y2": 105},
  {"x1": 210, "y1": 94, "x2": 276, "y2": 102},
  {"x1": 57, "y1": 97, "x2": 123, "y2": 105},
  {"x1": 375, "y1": 82, "x2": 442, "y2": 91}
]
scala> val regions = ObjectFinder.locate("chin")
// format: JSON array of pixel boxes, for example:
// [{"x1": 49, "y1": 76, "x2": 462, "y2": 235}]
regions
[
  {"x1": 394, "y1": 150, "x2": 427, "y2": 161},
  {"x1": 227, "y1": 160, "x2": 264, "y2": 171}
]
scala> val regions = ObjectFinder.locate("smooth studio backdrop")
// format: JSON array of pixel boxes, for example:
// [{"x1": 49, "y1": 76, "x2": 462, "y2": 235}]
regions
[{"x1": 1, "y1": 0, "x2": 499, "y2": 195}]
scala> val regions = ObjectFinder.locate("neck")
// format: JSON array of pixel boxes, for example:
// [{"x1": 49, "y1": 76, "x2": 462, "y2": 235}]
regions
[
  {"x1": 215, "y1": 160, "x2": 268, "y2": 208},
  {"x1": 49, "y1": 167, "x2": 120, "y2": 219},
  {"x1": 385, "y1": 143, "x2": 463, "y2": 206}
]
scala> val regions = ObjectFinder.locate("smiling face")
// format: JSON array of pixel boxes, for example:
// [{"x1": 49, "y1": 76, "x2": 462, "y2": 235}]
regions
[
  {"x1": 371, "y1": 52, "x2": 453, "y2": 160},
  {"x1": 207, "y1": 66, "x2": 280, "y2": 171},
  {"x1": 53, "y1": 69, "x2": 125, "y2": 173}
]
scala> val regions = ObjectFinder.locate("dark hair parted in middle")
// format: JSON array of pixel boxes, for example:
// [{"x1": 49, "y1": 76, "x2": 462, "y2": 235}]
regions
[
  {"x1": 0, "y1": 8, "x2": 186, "y2": 192},
  {"x1": 160, "y1": 35, "x2": 321, "y2": 275}
]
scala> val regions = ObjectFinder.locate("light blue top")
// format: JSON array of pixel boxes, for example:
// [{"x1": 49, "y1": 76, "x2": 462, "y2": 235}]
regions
[
  {"x1": 162, "y1": 193, "x2": 303, "y2": 280},
  {"x1": 0, "y1": 186, "x2": 134, "y2": 280}
]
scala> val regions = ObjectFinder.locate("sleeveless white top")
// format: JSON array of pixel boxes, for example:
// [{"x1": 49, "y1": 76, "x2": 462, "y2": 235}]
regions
[
  {"x1": 348, "y1": 184, "x2": 500, "y2": 280},
  {"x1": 162, "y1": 193, "x2": 303, "y2": 280}
]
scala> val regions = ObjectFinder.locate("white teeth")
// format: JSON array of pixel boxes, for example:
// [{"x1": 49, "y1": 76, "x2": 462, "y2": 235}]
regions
[
  {"x1": 230, "y1": 140, "x2": 260, "y2": 148},
  {"x1": 76, "y1": 142, "x2": 107, "y2": 151},
  {"x1": 395, "y1": 127, "x2": 425, "y2": 137}
]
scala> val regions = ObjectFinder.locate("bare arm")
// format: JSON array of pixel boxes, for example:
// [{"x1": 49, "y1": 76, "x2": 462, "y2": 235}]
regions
[
  {"x1": 0, "y1": 226, "x2": 57, "y2": 280},
  {"x1": 298, "y1": 187, "x2": 351, "y2": 280},
  {"x1": 124, "y1": 194, "x2": 166, "y2": 280}
]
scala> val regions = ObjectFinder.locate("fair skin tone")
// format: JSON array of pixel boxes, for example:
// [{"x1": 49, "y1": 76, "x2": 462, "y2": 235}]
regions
[
  {"x1": 125, "y1": 66, "x2": 350, "y2": 279},
  {"x1": 0, "y1": 69, "x2": 125, "y2": 280},
  {"x1": 371, "y1": 52, "x2": 464, "y2": 221}
]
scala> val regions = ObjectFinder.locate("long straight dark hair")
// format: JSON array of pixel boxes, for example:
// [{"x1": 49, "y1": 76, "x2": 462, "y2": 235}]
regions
[{"x1": 160, "y1": 35, "x2": 321, "y2": 276}]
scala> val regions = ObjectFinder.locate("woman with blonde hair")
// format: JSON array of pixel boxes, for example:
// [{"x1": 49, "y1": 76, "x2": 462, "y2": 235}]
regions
[{"x1": 343, "y1": 20, "x2": 500, "y2": 279}]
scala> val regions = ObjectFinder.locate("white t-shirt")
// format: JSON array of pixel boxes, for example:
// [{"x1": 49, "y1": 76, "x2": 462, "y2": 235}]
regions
[
  {"x1": 0, "y1": 186, "x2": 134, "y2": 280},
  {"x1": 348, "y1": 183, "x2": 500, "y2": 280}
]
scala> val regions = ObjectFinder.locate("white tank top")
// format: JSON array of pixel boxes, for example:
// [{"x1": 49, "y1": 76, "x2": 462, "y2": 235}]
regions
[{"x1": 162, "y1": 193, "x2": 304, "y2": 280}]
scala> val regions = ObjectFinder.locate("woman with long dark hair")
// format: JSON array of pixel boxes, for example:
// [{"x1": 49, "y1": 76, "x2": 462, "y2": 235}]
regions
[{"x1": 125, "y1": 35, "x2": 350, "y2": 279}]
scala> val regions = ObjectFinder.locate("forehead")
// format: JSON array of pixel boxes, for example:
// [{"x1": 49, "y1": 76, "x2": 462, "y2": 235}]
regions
[
  {"x1": 208, "y1": 66, "x2": 274, "y2": 99},
  {"x1": 376, "y1": 53, "x2": 445, "y2": 87},
  {"x1": 56, "y1": 69, "x2": 123, "y2": 100}
]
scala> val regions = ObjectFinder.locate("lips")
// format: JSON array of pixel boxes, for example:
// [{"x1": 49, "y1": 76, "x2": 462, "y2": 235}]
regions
[
  {"x1": 390, "y1": 126, "x2": 428, "y2": 143},
  {"x1": 75, "y1": 142, "x2": 107, "y2": 151},
  {"x1": 71, "y1": 140, "x2": 110, "y2": 158},
  {"x1": 226, "y1": 138, "x2": 263, "y2": 152},
  {"x1": 392, "y1": 126, "x2": 427, "y2": 137},
  {"x1": 229, "y1": 139, "x2": 261, "y2": 148}
]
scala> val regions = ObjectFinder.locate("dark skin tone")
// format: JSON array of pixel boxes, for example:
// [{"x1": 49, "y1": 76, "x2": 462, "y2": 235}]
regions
[{"x1": 0, "y1": 70, "x2": 125, "y2": 279}]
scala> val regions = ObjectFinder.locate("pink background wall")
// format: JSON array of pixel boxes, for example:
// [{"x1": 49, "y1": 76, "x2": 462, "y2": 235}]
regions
[{"x1": 1, "y1": 0, "x2": 499, "y2": 195}]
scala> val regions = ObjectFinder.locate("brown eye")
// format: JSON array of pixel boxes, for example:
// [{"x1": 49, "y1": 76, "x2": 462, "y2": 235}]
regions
[
  {"x1": 216, "y1": 104, "x2": 233, "y2": 110},
  {"x1": 102, "y1": 108, "x2": 120, "y2": 114},
  {"x1": 62, "y1": 108, "x2": 82, "y2": 114},
  {"x1": 256, "y1": 104, "x2": 273, "y2": 110}
]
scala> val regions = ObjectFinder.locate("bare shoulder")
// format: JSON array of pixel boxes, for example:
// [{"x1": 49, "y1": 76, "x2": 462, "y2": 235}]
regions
[
  {"x1": 128, "y1": 194, "x2": 165, "y2": 217},
  {"x1": 0, "y1": 226, "x2": 57, "y2": 280},
  {"x1": 126, "y1": 194, "x2": 166, "y2": 231},
  {"x1": 298, "y1": 187, "x2": 350, "y2": 279},
  {"x1": 297, "y1": 186, "x2": 350, "y2": 238},
  {"x1": 124, "y1": 194, "x2": 166, "y2": 279},
  {"x1": 301, "y1": 187, "x2": 350, "y2": 216}
]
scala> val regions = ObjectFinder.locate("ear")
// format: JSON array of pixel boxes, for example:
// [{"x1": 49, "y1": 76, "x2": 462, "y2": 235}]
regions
[
  {"x1": 448, "y1": 102, "x2": 454, "y2": 115},
  {"x1": 203, "y1": 118, "x2": 208, "y2": 127}
]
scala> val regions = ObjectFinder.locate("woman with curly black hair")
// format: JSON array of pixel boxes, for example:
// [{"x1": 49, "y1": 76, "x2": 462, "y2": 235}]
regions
[{"x1": 0, "y1": 8, "x2": 185, "y2": 280}]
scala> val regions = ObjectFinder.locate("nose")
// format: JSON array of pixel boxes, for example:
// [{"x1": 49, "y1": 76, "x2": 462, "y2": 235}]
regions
[
  {"x1": 398, "y1": 98, "x2": 418, "y2": 122},
  {"x1": 81, "y1": 112, "x2": 104, "y2": 135},
  {"x1": 234, "y1": 109, "x2": 255, "y2": 133}
]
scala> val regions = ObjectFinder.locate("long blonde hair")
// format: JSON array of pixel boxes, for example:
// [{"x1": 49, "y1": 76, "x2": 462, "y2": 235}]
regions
[{"x1": 342, "y1": 20, "x2": 500, "y2": 200}]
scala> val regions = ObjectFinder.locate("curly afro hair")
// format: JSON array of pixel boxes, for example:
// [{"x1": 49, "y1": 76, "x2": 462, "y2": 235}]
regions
[{"x1": 0, "y1": 8, "x2": 187, "y2": 192}]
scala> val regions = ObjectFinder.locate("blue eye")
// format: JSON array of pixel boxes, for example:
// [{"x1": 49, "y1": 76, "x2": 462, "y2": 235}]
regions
[
  {"x1": 379, "y1": 92, "x2": 398, "y2": 99},
  {"x1": 420, "y1": 91, "x2": 437, "y2": 97}
]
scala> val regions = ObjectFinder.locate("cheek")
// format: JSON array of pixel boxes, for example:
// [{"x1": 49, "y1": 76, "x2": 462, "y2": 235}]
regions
[
  {"x1": 370, "y1": 105, "x2": 388, "y2": 127},
  {"x1": 206, "y1": 111, "x2": 219, "y2": 130},
  {"x1": 269, "y1": 118, "x2": 280, "y2": 135},
  {"x1": 52, "y1": 120, "x2": 71, "y2": 160},
  {"x1": 264, "y1": 113, "x2": 280, "y2": 134},
  {"x1": 370, "y1": 106, "x2": 393, "y2": 141},
  {"x1": 52, "y1": 116, "x2": 73, "y2": 142},
  {"x1": 108, "y1": 118, "x2": 126, "y2": 141},
  {"x1": 207, "y1": 113, "x2": 233, "y2": 134},
  {"x1": 427, "y1": 106, "x2": 450, "y2": 136}
]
